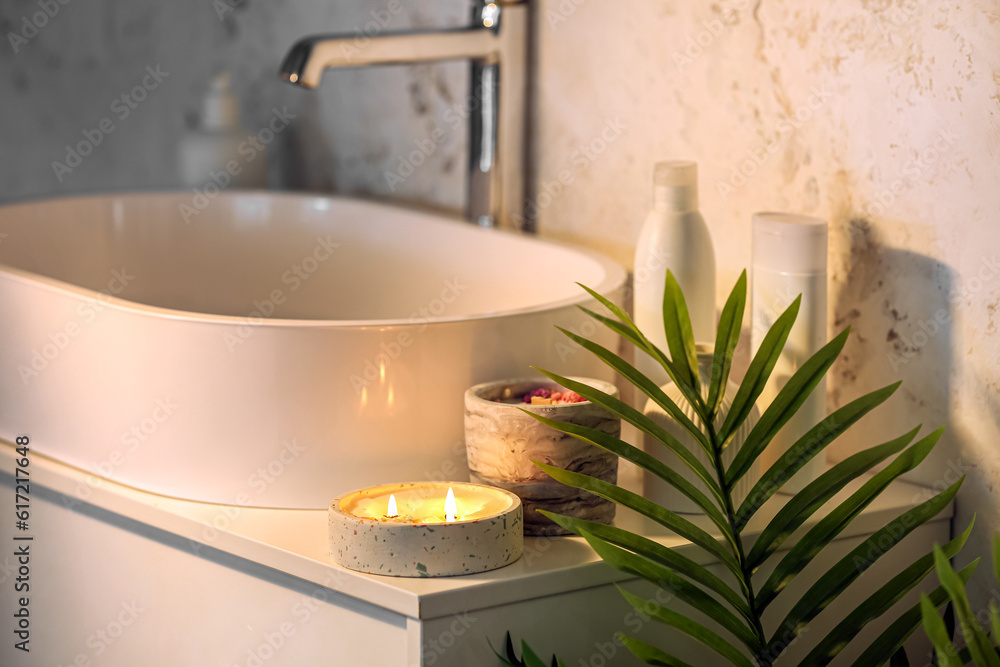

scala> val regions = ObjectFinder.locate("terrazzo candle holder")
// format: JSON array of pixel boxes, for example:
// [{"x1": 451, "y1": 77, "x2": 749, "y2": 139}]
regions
[
  {"x1": 328, "y1": 481, "x2": 522, "y2": 577},
  {"x1": 464, "y1": 377, "x2": 620, "y2": 536}
]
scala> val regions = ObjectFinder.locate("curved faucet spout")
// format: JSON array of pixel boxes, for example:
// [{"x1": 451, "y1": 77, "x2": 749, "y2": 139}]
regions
[
  {"x1": 278, "y1": 1, "x2": 529, "y2": 232},
  {"x1": 280, "y1": 29, "x2": 500, "y2": 89}
]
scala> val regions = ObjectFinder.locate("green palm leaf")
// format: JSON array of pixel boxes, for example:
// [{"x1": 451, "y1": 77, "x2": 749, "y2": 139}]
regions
[
  {"x1": 661, "y1": 271, "x2": 702, "y2": 401},
  {"x1": 855, "y1": 561, "x2": 977, "y2": 665},
  {"x1": 922, "y1": 594, "x2": 965, "y2": 667},
  {"x1": 529, "y1": 369, "x2": 724, "y2": 505},
  {"x1": 745, "y1": 426, "x2": 919, "y2": 569},
  {"x1": 540, "y1": 512, "x2": 752, "y2": 621},
  {"x1": 800, "y1": 519, "x2": 974, "y2": 665},
  {"x1": 707, "y1": 270, "x2": 747, "y2": 419},
  {"x1": 575, "y1": 284, "x2": 706, "y2": 418},
  {"x1": 526, "y1": 415, "x2": 732, "y2": 539},
  {"x1": 504, "y1": 272, "x2": 966, "y2": 667},
  {"x1": 934, "y1": 544, "x2": 1000, "y2": 666},
  {"x1": 620, "y1": 635, "x2": 698, "y2": 667},
  {"x1": 991, "y1": 603, "x2": 1000, "y2": 650},
  {"x1": 534, "y1": 462, "x2": 741, "y2": 577},
  {"x1": 552, "y1": 325, "x2": 710, "y2": 454},
  {"x1": 994, "y1": 534, "x2": 1000, "y2": 582},
  {"x1": 619, "y1": 587, "x2": 755, "y2": 667},
  {"x1": 726, "y1": 327, "x2": 849, "y2": 487},
  {"x1": 717, "y1": 296, "x2": 800, "y2": 449},
  {"x1": 769, "y1": 479, "x2": 963, "y2": 651},
  {"x1": 736, "y1": 382, "x2": 902, "y2": 530},
  {"x1": 756, "y1": 427, "x2": 944, "y2": 611},
  {"x1": 577, "y1": 303, "x2": 692, "y2": 407},
  {"x1": 579, "y1": 530, "x2": 760, "y2": 652}
]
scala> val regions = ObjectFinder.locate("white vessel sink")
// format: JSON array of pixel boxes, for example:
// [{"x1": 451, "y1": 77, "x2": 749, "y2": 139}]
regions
[{"x1": 0, "y1": 192, "x2": 625, "y2": 508}]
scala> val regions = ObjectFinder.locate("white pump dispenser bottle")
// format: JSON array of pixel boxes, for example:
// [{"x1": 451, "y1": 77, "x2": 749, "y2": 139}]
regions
[
  {"x1": 633, "y1": 161, "x2": 717, "y2": 387},
  {"x1": 178, "y1": 72, "x2": 267, "y2": 190}
]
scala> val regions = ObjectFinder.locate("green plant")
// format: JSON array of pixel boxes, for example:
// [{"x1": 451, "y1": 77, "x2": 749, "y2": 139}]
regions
[
  {"x1": 920, "y1": 535, "x2": 1000, "y2": 665},
  {"x1": 517, "y1": 270, "x2": 971, "y2": 666},
  {"x1": 492, "y1": 631, "x2": 568, "y2": 667}
]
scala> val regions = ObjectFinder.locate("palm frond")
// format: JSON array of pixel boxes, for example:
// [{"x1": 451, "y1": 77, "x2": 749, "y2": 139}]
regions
[{"x1": 514, "y1": 272, "x2": 964, "y2": 667}]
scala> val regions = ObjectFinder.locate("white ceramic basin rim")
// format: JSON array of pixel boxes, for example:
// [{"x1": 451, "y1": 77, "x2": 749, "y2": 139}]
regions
[{"x1": 0, "y1": 191, "x2": 622, "y2": 326}]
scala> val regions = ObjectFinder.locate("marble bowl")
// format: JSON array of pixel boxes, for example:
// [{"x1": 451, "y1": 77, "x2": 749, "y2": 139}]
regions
[{"x1": 464, "y1": 377, "x2": 620, "y2": 536}]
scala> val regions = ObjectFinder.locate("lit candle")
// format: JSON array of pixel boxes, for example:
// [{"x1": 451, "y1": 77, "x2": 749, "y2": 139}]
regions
[
  {"x1": 349, "y1": 484, "x2": 502, "y2": 524},
  {"x1": 329, "y1": 481, "x2": 524, "y2": 577}
]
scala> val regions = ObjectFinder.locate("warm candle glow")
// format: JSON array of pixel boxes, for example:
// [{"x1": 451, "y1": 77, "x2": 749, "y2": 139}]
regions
[
  {"x1": 444, "y1": 487, "x2": 457, "y2": 522},
  {"x1": 331, "y1": 482, "x2": 524, "y2": 577},
  {"x1": 344, "y1": 482, "x2": 513, "y2": 524}
]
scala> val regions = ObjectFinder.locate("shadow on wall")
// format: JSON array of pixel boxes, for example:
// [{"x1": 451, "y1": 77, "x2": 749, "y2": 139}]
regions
[
  {"x1": 827, "y1": 217, "x2": 955, "y2": 477},
  {"x1": 827, "y1": 215, "x2": 1000, "y2": 620}
]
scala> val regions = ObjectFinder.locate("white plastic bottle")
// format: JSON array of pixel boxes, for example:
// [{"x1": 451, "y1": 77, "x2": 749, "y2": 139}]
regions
[
  {"x1": 633, "y1": 161, "x2": 716, "y2": 388},
  {"x1": 643, "y1": 347, "x2": 761, "y2": 513},
  {"x1": 178, "y1": 72, "x2": 267, "y2": 190},
  {"x1": 750, "y1": 212, "x2": 829, "y2": 493}
]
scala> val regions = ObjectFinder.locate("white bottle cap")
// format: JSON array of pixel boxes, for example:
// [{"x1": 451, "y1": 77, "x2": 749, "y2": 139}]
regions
[
  {"x1": 752, "y1": 212, "x2": 828, "y2": 275},
  {"x1": 653, "y1": 161, "x2": 698, "y2": 211},
  {"x1": 201, "y1": 72, "x2": 240, "y2": 131}
]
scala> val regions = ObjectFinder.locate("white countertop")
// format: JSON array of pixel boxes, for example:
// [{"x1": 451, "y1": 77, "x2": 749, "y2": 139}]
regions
[{"x1": 0, "y1": 441, "x2": 948, "y2": 622}]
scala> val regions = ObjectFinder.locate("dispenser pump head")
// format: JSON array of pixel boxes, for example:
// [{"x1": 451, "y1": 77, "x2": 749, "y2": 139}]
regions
[
  {"x1": 653, "y1": 160, "x2": 698, "y2": 211},
  {"x1": 201, "y1": 72, "x2": 240, "y2": 131}
]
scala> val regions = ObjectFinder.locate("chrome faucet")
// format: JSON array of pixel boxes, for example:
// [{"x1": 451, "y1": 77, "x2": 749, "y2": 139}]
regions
[{"x1": 279, "y1": 1, "x2": 529, "y2": 231}]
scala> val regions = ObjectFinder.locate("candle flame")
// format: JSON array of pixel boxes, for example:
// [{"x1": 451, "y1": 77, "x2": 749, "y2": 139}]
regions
[
  {"x1": 444, "y1": 487, "x2": 457, "y2": 522},
  {"x1": 387, "y1": 494, "x2": 398, "y2": 518}
]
